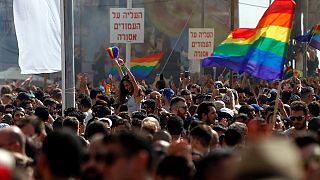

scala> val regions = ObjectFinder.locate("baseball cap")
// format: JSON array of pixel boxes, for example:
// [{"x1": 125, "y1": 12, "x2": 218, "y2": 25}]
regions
[
  {"x1": 214, "y1": 81, "x2": 224, "y2": 89},
  {"x1": 213, "y1": 101, "x2": 225, "y2": 111},
  {"x1": 266, "y1": 90, "x2": 277, "y2": 103},
  {"x1": 251, "y1": 104, "x2": 263, "y2": 112},
  {"x1": 219, "y1": 108, "x2": 234, "y2": 118},
  {"x1": 98, "y1": 118, "x2": 113, "y2": 128},
  {"x1": 16, "y1": 92, "x2": 31, "y2": 101},
  {"x1": 159, "y1": 88, "x2": 175, "y2": 102}
]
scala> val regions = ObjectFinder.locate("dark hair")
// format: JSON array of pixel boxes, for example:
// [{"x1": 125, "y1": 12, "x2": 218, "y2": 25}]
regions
[
  {"x1": 84, "y1": 121, "x2": 109, "y2": 140},
  {"x1": 79, "y1": 96, "x2": 92, "y2": 109},
  {"x1": 166, "y1": 115, "x2": 183, "y2": 136},
  {"x1": 196, "y1": 101, "x2": 215, "y2": 120},
  {"x1": 190, "y1": 125, "x2": 213, "y2": 147},
  {"x1": 180, "y1": 89, "x2": 191, "y2": 96},
  {"x1": 156, "y1": 156, "x2": 192, "y2": 180},
  {"x1": 34, "y1": 88, "x2": 45, "y2": 102},
  {"x1": 41, "y1": 130, "x2": 82, "y2": 178},
  {"x1": 234, "y1": 113, "x2": 249, "y2": 124},
  {"x1": 34, "y1": 106, "x2": 49, "y2": 121},
  {"x1": 63, "y1": 116, "x2": 79, "y2": 133},
  {"x1": 0, "y1": 104, "x2": 4, "y2": 113},
  {"x1": 90, "y1": 88, "x2": 102, "y2": 99},
  {"x1": 142, "y1": 99, "x2": 156, "y2": 112},
  {"x1": 238, "y1": 105, "x2": 255, "y2": 119},
  {"x1": 290, "y1": 101, "x2": 308, "y2": 115},
  {"x1": 92, "y1": 105, "x2": 111, "y2": 118},
  {"x1": 300, "y1": 86, "x2": 314, "y2": 98},
  {"x1": 1, "y1": 85, "x2": 11, "y2": 95},
  {"x1": 308, "y1": 101, "x2": 320, "y2": 117},
  {"x1": 224, "y1": 129, "x2": 243, "y2": 146},
  {"x1": 295, "y1": 134, "x2": 318, "y2": 148},
  {"x1": 156, "y1": 80, "x2": 166, "y2": 90},
  {"x1": 118, "y1": 75, "x2": 132, "y2": 104},
  {"x1": 53, "y1": 116, "x2": 64, "y2": 131},
  {"x1": 103, "y1": 132, "x2": 153, "y2": 172},
  {"x1": 43, "y1": 98, "x2": 57, "y2": 107},
  {"x1": 64, "y1": 109, "x2": 86, "y2": 124},
  {"x1": 195, "y1": 149, "x2": 234, "y2": 180},
  {"x1": 170, "y1": 96, "x2": 186, "y2": 110},
  {"x1": 132, "y1": 111, "x2": 147, "y2": 120}
]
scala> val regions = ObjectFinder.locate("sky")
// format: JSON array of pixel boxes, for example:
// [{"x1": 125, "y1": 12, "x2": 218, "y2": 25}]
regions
[{"x1": 239, "y1": 0, "x2": 320, "y2": 67}]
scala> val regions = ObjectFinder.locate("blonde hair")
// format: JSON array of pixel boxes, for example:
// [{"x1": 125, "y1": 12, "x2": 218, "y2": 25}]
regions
[{"x1": 141, "y1": 117, "x2": 160, "y2": 134}]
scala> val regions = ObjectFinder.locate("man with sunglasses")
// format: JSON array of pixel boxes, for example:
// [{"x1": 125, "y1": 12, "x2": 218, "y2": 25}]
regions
[
  {"x1": 170, "y1": 97, "x2": 188, "y2": 121},
  {"x1": 102, "y1": 132, "x2": 153, "y2": 180},
  {"x1": 284, "y1": 101, "x2": 308, "y2": 138}
]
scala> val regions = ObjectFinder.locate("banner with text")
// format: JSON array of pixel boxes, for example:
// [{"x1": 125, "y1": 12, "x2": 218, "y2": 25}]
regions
[
  {"x1": 188, "y1": 28, "x2": 214, "y2": 60},
  {"x1": 110, "y1": 8, "x2": 144, "y2": 43}
]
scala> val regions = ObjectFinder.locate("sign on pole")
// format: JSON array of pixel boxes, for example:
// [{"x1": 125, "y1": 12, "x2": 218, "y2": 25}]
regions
[
  {"x1": 188, "y1": 28, "x2": 214, "y2": 60},
  {"x1": 110, "y1": 8, "x2": 144, "y2": 43}
]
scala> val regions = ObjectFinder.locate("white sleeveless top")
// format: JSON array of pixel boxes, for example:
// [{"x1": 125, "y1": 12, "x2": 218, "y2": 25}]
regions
[{"x1": 127, "y1": 95, "x2": 141, "y2": 112}]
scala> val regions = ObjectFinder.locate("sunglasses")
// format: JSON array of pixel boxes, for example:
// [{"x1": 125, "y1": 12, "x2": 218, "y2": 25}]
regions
[
  {"x1": 289, "y1": 116, "x2": 305, "y2": 122},
  {"x1": 178, "y1": 106, "x2": 188, "y2": 110},
  {"x1": 82, "y1": 151, "x2": 124, "y2": 165}
]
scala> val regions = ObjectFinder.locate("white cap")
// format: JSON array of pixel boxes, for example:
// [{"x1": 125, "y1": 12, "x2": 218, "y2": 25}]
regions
[{"x1": 98, "y1": 118, "x2": 112, "y2": 128}]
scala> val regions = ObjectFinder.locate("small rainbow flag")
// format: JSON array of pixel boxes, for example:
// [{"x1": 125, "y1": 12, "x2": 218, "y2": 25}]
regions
[
  {"x1": 283, "y1": 66, "x2": 293, "y2": 79},
  {"x1": 106, "y1": 46, "x2": 119, "y2": 59},
  {"x1": 293, "y1": 69, "x2": 303, "y2": 78},
  {"x1": 295, "y1": 24, "x2": 320, "y2": 50},
  {"x1": 202, "y1": 0, "x2": 296, "y2": 80},
  {"x1": 109, "y1": 52, "x2": 164, "y2": 80}
]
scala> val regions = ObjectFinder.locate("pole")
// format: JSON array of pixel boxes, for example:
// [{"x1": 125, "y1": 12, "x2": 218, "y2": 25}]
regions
[
  {"x1": 125, "y1": 0, "x2": 132, "y2": 68},
  {"x1": 229, "y1": 0, "x2": 235, "y2": 88},
  {"x1": 61, "y1": 0, "x2": 75, "y2": 112},
  {"x1": 200, "y1": 0, "x2": 205, "y2": 75},
  {"x1": 303, "y1": 0, "x2": 309, "y2": 77}
]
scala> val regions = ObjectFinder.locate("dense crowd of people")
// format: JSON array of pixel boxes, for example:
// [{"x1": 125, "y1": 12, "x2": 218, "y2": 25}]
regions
[{"x1": 0, "y1": 59, "x2": 320, "y2": 180}]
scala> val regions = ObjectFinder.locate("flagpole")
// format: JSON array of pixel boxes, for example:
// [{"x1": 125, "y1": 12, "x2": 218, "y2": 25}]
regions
[
  {"x1": 229, "y1": 0, "x2": 235, "y2": 88},
  {"x1": 303, "y1": 0, "x2": 309, "y2": 77},
  {"x1": 61, "y1": 0, "x2": 75, "y2": 113},
  {"x1": 125, "y1": 0, "x2": 132, "y2": 69}
]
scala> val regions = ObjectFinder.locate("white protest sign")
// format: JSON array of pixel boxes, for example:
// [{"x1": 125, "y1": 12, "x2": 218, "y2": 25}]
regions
[
  {"x1": 188, "y1": 28, "x2": 214, "y2": 60},
  {"x1": 110, "y1": 8, "x2": 144, "y2": 43}
]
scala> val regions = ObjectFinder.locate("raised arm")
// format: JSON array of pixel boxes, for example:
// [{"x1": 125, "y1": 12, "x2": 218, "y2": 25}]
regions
[
  {"x1": 112, "y1": 58, "x2": 125, "y2": 79},
  {"x1": 118, "y1": 59, "x2": 140, "y2": 96}
]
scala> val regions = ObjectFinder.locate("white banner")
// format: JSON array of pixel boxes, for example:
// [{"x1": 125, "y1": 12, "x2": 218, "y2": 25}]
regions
[
  {"x1": 188, "y1": 28, "x2": 214, "y2": 60},
  {"x1": 110, "y1": 8, "x2": 144, "y2": 43},
  {"x1": 13, "y1": 0, "x2": 61, "y2": 74}
]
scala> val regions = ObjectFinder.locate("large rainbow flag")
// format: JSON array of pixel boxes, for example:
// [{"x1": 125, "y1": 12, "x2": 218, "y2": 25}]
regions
[
  {"x1": 202, "y1": 0, "x2": 296, "y2": 80},
  {"x1": 110, "y1": 52, "x2": 164, "y2": 80},
  {"x1": 295, "y1": 24, "x2": 320, "y2": 50},
  {"x1": 130, "y1": 52, "x2": 164, "y2": 80}
]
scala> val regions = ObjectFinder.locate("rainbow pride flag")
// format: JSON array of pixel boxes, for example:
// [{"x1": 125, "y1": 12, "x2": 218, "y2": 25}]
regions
[
  {"x1": 110, "y1": 52, "x2": 164, "y2": 80},
  {"x1": 202, "y1": 0, "x2": 296, "y2": 80},
  {"x1": 283, "y1": 66, "x2": 293, "y2": 79},
  {"x1": 130, "y1": 52, "x2": 164, "y2": 80},
  {"x1": 295, "y1": 24, "x2": 320, "y2": 50}
]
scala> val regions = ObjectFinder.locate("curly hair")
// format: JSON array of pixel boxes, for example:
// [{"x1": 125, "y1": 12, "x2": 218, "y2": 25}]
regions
[{"x1": 118, "y1": 75, "x2": 132, "y2": 104}]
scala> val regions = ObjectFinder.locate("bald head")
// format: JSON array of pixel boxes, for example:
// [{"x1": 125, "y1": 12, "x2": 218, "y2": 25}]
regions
[{"x1": 0, "y1": 126, "x2": 26, "y2": 154}]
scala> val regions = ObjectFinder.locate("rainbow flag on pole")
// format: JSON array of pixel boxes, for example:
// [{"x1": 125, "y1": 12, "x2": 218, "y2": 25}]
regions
[
  {"x1": 202, "y1": 0, "x2": 296, "y2": 80},
  {"x1": 283, "y1": 66, "x2": 293, "y2": 79},
  {"x1": 295, "y1": 24, "x2": 320, "y2": 50},
  {"x1": 130, "y1": 52, "x2": 164, "y2": 80},
  {"x1": 110, "y1": 52, "x2": 164, "y2": 80}
]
